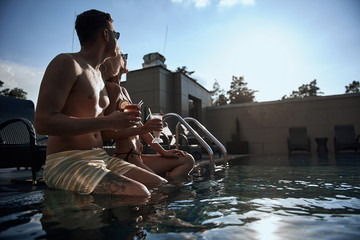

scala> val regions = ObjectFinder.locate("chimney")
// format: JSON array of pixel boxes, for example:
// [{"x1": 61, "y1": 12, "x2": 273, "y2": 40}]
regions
[{"x1": 142, "y1": 52, "x2": 167, "y2": 69}]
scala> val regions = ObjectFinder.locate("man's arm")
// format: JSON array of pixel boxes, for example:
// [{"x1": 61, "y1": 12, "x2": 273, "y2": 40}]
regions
[
  {"x1": 35, "y1": 54, "x2": 138, "y2": 136},
  {"x1": 102, "y1": 118, "x2": 162, "y2": 141}
]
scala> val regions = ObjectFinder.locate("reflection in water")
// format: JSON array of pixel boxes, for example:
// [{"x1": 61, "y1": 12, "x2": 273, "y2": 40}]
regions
[
  {"x1": 41, "y1": 190, "x2": 150, "y2": 239},
  {"x1": 288, "y1": 153, "x2": 312, "y2": 166},
  {"x1": 1, "y1": 154, "x2": 360, "y2": 239},
  {"x1": 335, "y1": 152, "x2": 360, "y2": 166}
]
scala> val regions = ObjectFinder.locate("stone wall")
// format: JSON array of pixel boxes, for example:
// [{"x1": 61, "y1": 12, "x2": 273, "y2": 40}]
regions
[{"x1": 205, "y1": 93, "x2": 360, "y2": 154}]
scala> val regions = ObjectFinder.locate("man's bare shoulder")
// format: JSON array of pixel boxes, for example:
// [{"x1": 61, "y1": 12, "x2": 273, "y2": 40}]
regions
[
  {"x1": 45, "y1": 53, "x2": 84, "y2": 76},
  {"x1": 50, "y1": 53, "x2": 80, "y2": 67}
]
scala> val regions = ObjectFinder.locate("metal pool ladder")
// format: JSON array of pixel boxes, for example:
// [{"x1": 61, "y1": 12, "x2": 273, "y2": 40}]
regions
[{"x1": 163, "y1": 113, "x2": 227, "y2": 174}]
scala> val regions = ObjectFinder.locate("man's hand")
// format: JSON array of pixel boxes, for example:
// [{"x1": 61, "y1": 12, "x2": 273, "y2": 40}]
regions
[{"x1": 108, "y1": 110, "x2": 141, "y2": 129}]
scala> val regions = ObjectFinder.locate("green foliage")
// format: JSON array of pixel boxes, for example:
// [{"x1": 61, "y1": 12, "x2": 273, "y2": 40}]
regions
[
  {"x1": 345, "y1": 81, "x2": 359, "y2": 93},
  {"x1": 210, "y1": 76, "x2": 257, "y2": 106},
  {"x1": 282, "y1": 79, "x2": 323, "y2": 100},
  {"x1": 210, "y1": 80, "x2": 228, "y2": 106},
  {"x1": 175, "y1": 66, "x2": 195, "y2": 76},
  {"x1": 0, "y1": 80, "x2": 27, "y2": 99},
  {"x1": 227, "y1": 76, "x2": 257, "y2": 104}
]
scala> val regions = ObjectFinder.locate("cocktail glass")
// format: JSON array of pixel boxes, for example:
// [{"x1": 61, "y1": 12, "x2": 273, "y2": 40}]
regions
[
  {"x1": 151, "y1": 113, "x2": 163, "y2": 143},
  {"x1": 123, "y1": 104, "x2": 140, "y2": 117}
]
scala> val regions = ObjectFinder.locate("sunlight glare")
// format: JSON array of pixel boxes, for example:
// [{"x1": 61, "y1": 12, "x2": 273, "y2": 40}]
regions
[{"x1": 254, "y1": 215, "x2": 281, "y2": 240}]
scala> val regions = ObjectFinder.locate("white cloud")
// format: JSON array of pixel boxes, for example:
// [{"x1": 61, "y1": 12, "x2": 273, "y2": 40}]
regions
[
  {"x1": 0, "y1": 60, "x2": 44, "y2": 104},
  {"x1": 193, "y1": 0, "x2": 210, "y2": 8},
  {"x1": 171, "y1": 0, "x2": 210, "y2": 8},
  {"x1": 171, "y1": 0, "x2": 254, "y2": 8},
  {"x1": 218, "y1": 0, "x2": 255, "y2": 7}
]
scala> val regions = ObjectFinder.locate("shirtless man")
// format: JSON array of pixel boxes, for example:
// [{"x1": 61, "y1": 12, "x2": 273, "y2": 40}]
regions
[{"x1": 35, "y1": 9, "x2": 166, "y2": 197}]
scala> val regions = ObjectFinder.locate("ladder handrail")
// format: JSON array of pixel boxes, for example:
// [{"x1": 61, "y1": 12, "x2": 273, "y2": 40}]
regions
[
  {"x1": 183, "y1": 117, "x2": 228, "y2": 165},
  {"x1": 162, "y1": 113, "x2": 215, "y2": 174}
]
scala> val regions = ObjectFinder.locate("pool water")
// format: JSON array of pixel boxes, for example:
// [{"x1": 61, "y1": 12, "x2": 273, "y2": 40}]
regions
[{"x1": 1, "y1": 153, "x2": 360, "y2": 239}]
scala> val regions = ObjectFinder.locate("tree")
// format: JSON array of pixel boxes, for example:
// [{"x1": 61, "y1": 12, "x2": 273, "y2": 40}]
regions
[
  {"x1": 227, "y1": 76, "x2": 257, "y2": 104},
  {"x1": 345, "y1": 81, "x2": 359, "y2": 93},
  {"x1": 282, "y1": 79, "x2": 323, "y2": 99},
  {"x1": 0, "y1": 80, "x2": 27, "y2": 99},
  {"x1": 175, "y1": 66, "x2": 195, "y2": 76},
  {"x1": 210, "y1": 80, "x2": 228, "y2": 106}
]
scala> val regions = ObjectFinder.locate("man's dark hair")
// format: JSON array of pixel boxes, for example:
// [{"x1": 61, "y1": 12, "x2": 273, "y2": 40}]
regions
[{"x1": 75, "y1": 9, "x2": 113, "y2": 46}]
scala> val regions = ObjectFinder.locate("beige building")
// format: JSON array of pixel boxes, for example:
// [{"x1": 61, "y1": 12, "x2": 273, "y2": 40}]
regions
[
  {"x1": 123, "y1": 53, "x2": 360, "y2": 155},
  {"x1": 122, "y1": 53, "x2": 212, "y2": 123}
]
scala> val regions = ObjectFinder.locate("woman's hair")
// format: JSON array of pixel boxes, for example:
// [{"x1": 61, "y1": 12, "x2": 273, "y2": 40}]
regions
[
  {"x1": 100, "y1": 46, "x2": 121, "y2": 81},
  {"x1": 75, "y1": 9, "x2": 113, "y2": 46}
]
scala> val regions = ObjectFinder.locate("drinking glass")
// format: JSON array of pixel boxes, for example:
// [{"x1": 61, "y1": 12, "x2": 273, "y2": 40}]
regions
[
  {"x1": 123, "y1": 104, "x2": 140, "y2": 117},
  {"x1": 151, "y1": 113, "x2": 163, "y2": 143}
]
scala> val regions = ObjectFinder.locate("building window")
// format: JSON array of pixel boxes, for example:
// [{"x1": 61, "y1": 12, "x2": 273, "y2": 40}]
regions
[{"x1": 188, "y1": 95, "x2": 201, "y2": 120}]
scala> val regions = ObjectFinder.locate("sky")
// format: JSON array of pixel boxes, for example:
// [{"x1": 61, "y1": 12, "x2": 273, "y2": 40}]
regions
[{"x1": 0, "y1": 0, "x2": 359, "y2": 105}]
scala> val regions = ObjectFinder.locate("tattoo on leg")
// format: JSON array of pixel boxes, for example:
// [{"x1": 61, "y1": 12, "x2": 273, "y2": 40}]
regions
[
  {"x1": 121, "y1": 179, "x2": 127, "y2": 191},
  {"x1": 94, "y1": 173, "x2": 131, "y2": 194}
]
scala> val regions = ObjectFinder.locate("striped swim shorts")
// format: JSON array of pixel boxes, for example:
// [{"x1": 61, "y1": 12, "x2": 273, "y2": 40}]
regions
[{"x1": 43, "y1": 148, "x2": 135, "y2": 194}]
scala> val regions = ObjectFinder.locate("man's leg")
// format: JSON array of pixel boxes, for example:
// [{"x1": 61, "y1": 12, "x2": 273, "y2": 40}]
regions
[
  {"x1": 93, "y1": 172, "x2": 150, "y2": 196},
  {"x1": 142, "y1": 153, "x2": 195, "y2": 179},
  {"x1": 95, "y1": 154, "x2": 167, "y2": 196},
  {"x1": 93, "y1": 163, "x2": 167, "y2": 196}
]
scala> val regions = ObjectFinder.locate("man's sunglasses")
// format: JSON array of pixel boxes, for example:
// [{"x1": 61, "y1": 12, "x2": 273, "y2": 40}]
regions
[{"x1": 108, "y1": 29, "x2": 120, "y2": 40}]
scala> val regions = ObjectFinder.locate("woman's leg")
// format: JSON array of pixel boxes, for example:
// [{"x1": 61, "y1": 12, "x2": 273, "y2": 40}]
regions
[
  {"x1": 141, "y1": 153, "x2": 195, "y2": 179},
  {"x1": 114, "y1": 150, "x2": 155, "y2": 174},
  {"x1": 113, "y1": 138, "x2": 155, "y2": 173},
  {"x1": 123, "y1": 158, "x2": 167, "y2": 188}
]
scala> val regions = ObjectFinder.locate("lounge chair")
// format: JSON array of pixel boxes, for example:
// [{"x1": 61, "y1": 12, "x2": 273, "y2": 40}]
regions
[
  {"x1": 287, "y1": 127, "x2": 311, "y2": 154},
  {"x1": 334, "y1": 125, "x2": 360, "y2": 152},
  {"x1": 0, "y1": 96, "x2": 47, "y2": 184},
  {"x1": 161, "y1": 122, "x2": 189, "y2": 150}
]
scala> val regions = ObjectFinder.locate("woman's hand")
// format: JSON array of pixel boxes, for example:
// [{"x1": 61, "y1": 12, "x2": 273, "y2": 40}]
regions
[
  {"x1": 142, "y1": 118, "x2": 163, "y2": 133},
  {"x1": 160, "y1": 149, "x2": 186, "y2": 158}
]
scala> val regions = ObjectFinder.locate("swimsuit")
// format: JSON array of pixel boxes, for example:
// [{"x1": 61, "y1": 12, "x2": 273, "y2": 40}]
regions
[
  {"x1": 43, "y1": 148, "x2": 135, "y2": 194},
  {"x1": 113, "y1": 148, "x2": 141, "y2": 162}
]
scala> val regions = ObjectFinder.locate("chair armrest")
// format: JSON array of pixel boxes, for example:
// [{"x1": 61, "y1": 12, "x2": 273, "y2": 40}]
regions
[
  {"x1": 36, "y1": 136, "x2": 48, "y2": 146},
  {"x1": 178, "y1": 133, "x2": 189, "y2": 147},
  {"x1": 0, "y1": 118, "x2": 36, "y2": 147}
]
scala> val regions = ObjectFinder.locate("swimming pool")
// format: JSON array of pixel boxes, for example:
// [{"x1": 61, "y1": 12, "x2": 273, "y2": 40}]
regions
[{"x1": 1, "y1": 153, "x2": 359, "y2": 239}]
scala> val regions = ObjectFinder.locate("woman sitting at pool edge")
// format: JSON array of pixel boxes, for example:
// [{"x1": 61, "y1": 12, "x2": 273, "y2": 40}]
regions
[{"x1": 101, "y1": 46, "x2": 195, "y2": 179}]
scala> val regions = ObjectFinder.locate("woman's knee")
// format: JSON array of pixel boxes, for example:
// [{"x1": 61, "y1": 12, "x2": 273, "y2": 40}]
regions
[
  {"x1": 182, "y1": 153, "x2": 195, "y2": 169},
  {"x1": 125, "y1": 166, "x2": 167, "y2": 186}
]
